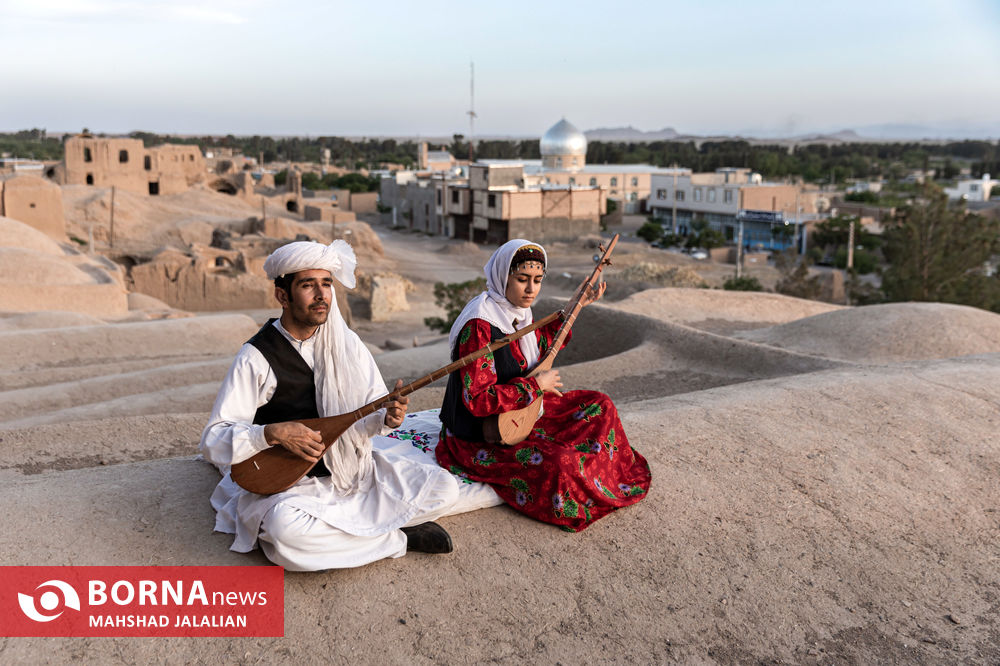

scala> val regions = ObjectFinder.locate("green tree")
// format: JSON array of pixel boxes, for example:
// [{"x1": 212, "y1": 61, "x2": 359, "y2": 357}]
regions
[
  {"x1": 881, "y1": 186, "x2": 1000, "y2": 311},
  {"x1": 300, "y1": 172, "x2": 323, "y2": 190},
  {"x1": 845, "y1": 191, "x2": 879, "y2": 204},
  {"x1": 774, "y1": 250, "x2": 822, "y2": 300},
  {"x1": 833, "y1": 247, "x2": 878, "y2": 274},
  {"x1": 423, "y1": 278, "x2": 488, "y2": 333},
  {"x1": 686, "y1": 220, "x2": 726, "y2": 251},
  {"x1": 723, "y1": 276, "x2": 763, "y2": 291},
  {"x1": 637, "y1": 221, "x2": 663, "y2": 243}
]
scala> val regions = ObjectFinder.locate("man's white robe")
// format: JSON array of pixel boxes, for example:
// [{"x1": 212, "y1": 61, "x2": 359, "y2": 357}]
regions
[{"x1": 200, "y1": 319, "x2": 499, "y2": 571}]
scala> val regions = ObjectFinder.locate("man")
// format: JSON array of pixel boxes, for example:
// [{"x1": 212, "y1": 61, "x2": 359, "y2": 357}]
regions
[{"x1": 200, "y1": 239, "x2": 458, "y2": 571}]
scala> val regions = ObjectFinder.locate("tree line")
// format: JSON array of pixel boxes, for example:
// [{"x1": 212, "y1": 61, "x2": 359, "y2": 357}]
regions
[{"x1": 5, "y1": 129, "x2": 997, "y2": 184}]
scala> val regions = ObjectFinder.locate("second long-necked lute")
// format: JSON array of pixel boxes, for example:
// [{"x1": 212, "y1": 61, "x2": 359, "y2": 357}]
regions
[{"x1": 482, "y1": 233, "x2": 619, "y2": 446}]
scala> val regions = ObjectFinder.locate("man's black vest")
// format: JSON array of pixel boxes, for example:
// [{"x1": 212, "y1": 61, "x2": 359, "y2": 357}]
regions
[
  {"x1": 440, "y1": 323, "x2": 526, "y2": 441},
  {"x1": 247, "y1": 319, "x2": 330, "y2": 477}
]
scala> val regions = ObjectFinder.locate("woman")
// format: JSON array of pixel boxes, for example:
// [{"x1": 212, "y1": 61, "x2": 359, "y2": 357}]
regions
[{"x1": 436, "y1": 239, "x2": 650, "y2": 531}]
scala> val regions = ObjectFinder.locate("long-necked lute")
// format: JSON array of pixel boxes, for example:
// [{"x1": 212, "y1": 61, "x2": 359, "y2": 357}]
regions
[
  {"x1": 230, "y1": 310, "x2": 561, "y2": 495},
  {"x1": 482, "y1": 233, "x2": 619, "y2": 446}
]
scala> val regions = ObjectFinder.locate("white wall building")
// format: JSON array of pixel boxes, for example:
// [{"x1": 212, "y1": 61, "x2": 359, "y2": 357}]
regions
[{"x1": 944, "y1": 174, "x2": 998, "y2": 202}]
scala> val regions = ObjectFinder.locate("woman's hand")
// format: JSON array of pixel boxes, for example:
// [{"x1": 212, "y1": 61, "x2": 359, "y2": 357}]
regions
[
  {"x1": 534, "y1": 369, "x2": 563, "y2": 397},
  {"x1": 579, "y1": 281, "x2": 607, "y2": 307}
]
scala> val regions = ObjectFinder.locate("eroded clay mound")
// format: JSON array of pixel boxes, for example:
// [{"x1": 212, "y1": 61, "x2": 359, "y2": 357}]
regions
[
  {"x1": 0, "y1": 215, "x2": 65, "y2": 255},
  {"x1": 735, "y1": 302, "x2": 1000, "y2": 362},
  {"x1": 615, "y1": 287, "x2": 843, "y2": 329},
  {"x1": 0, "y1": 311, "x2": 105, "y2": 331}
]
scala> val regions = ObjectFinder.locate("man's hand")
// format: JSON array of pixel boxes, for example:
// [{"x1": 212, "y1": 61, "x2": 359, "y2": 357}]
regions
[
  {"x1": 383, "y1": 379, "x2": 409, "y2": 429},
  {"x1": 264, "y1": 421, "x2": 324, "y2": 462}
]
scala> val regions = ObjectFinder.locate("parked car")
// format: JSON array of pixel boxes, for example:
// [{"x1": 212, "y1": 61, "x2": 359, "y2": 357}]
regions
[{"x1": 690, "y1": 250, "x2": 708, "y2": 260}]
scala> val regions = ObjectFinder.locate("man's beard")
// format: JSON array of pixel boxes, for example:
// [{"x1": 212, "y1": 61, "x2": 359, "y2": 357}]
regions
[{"x1": 292, "y1": 298, "x2": 330, "y2": 327}]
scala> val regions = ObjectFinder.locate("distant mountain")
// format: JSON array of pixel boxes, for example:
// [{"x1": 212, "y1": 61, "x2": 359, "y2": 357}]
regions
[
  {"x1": 584, "y1": 126, "x2": 680, "y2": 142},
  {"x1": 788, "y1": 129, "x2": 865, "y2": 142},
  {"x1": 850, "y1": 123, "x2": 1000, "y2": 141}
]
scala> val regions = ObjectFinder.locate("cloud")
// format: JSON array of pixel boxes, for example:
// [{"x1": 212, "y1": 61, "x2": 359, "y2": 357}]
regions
[{"x1": 0, "y1": 0, "x2": 248, "y2": 24}]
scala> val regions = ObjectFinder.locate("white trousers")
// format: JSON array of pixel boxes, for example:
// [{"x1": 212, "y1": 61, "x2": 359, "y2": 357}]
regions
[{"x1": 258, "y1": 472, "x2": 461, "y2": 571}]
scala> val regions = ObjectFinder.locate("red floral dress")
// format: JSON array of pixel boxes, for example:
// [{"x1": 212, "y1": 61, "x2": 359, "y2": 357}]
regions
[{"x1": 435, "y1": 318, "x2": 651, "y2": 531}]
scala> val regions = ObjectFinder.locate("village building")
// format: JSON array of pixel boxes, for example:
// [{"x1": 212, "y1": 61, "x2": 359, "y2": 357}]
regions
[
  {"x1": 417, "y1": 143, "x2": 458, "y2": 172},
  {"x1": 0, "y1": 158, "x2": 47, "y2": 176},
  {"x1": 380, "y1": 118, "x2": 653, "y2": 243},
  {"x1": 944, "y1": 173, "x2": 998, "y2": 202},
  {"x1": 0, "y1": 173, "x2": 66, "y2": 240},
  {"x1": 648, "y1": 167, "x2": 824, "y2": 251},
  {"x1": 52, "y1": 133, "x2": 207, "y2": 196}
]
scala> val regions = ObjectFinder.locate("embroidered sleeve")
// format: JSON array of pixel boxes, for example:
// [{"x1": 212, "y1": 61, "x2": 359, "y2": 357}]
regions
[
  {"x1": 537, "y1": 314, "x2": 571, "y2": 355},
  {"x1": 457, "y1": 320, "x2": 542, "y2": 417}
]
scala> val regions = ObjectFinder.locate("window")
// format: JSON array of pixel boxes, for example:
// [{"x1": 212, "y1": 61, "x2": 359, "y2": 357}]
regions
[
  {"x1": 488, "y1": 193, "x2": 496, "y2": 207},
  {"x1": 656, "y1": 189, "x2": 667, "y2": 200},
  {"x1": 436, "y1": 190, "x2": 441, "y2": 205},
  {"x1": 425, "y1": 204, "x2": 429, "y2": 216},
  {"x1": 86, "y1": 173, "x2": 94, "y2": 185},
  {"x1": 555, "y1": 157, "x2": 562, "y2": 167},
  {"x1": 694, "y1": 187, "x2": 702, "y2": 202},
  {"x1": 83, "y1": 147, "x2": 92, "y2": 163},
  {"x1": 708, "y1": 188, "x2": 716, "y2": 203},
  {"x1": 724, "y1": 190, "x2": 733, "y2": 204},
  {"x1": 589, "y1": 178, "x2": 597, "y2": 186},
  {"x1": 631, "y1": 177, "x2": 638, "y2": 186},
  {"x1": 610, "y1": 177, "x2": 617, "y2": 187},
  {"x1": 675, "y1": 190, "x2": 685, "y2": 201},
  {"x1": 452, "y1": 190, "x2": 459, "y2": 204},
  {"x1": 610, "y1": 189, "x2": 618, "y2": 195},
  {"x1": 572, "y1": 158, "x2": 578, "y2": 166},
  {"x1": 569, "y1": 177, "x2": 575, "y2": 185},
  {"x1": 630, "y1": 192, "x2": 638, "y2": 201},
  {"x1": 119, "y1": 150, "x2": 128, "y2": 163},
  {"x1": 189, "y1": 154, "x2": 195, "y2": 162},
  {"x1": 144, "y1": 155, "x2": 152, "y2": 171}
]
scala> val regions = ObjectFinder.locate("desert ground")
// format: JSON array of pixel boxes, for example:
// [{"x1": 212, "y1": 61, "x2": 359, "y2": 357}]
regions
[{"x1": 1, "y1": 186, "x2": 999, "y2": 664}]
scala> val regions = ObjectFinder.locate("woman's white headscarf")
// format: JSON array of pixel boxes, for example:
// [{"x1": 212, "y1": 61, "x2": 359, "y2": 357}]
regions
[
  {"x1": 265, "y1": 240, "x2": 385, "y2": 493},
  {"x1": 448, "y1": 239, "x2": 547, "y2": 369}
]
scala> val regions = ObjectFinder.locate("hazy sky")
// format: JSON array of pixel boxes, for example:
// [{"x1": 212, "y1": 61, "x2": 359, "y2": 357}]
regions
[{"x1": 1, "y1": 0, "x2": 998, "y2": 138}]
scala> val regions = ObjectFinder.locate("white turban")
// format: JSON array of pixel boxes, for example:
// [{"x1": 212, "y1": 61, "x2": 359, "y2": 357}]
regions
[{"x1": 263, "y1": 240, "x2": 357, "y2": 289}]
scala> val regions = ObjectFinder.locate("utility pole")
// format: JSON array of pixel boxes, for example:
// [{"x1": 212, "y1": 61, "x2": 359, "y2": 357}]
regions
[
  {"x1": 467, "y1": 60, "x2": 476, "y2": 162},
  {"x1": 671, "y1": 164, "x2": 678, "y2": 235},
  {"x1": 736, "y1": 214, "x2": 744, "y2": 279},
  {"x1": 735, "y1": 189, "x2": 745, "y2": 278},
  {"x1": 793, "y1": 191, "x2": 800, "y2": 254},
  {"x1": 847, "y1": 217, "x2": 855, "y2": 269},
  {"x1": 109, "y1": 186, "x2": 116, "y2": 249},
  {"x1": 845, "y1": 218, "x2": 855, "y2": 305}
]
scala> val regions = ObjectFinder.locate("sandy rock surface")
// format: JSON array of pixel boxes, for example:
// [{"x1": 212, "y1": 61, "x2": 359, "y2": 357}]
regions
[{"x1": 2, "y1": 210, "x2": 1000, "y2": 663}]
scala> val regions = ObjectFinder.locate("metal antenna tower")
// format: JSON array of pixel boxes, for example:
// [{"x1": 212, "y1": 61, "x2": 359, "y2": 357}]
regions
[{"x1": 467, "y1": 60, "x2": 476, "y2": 161}]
